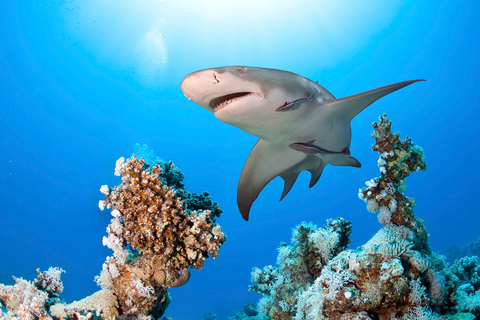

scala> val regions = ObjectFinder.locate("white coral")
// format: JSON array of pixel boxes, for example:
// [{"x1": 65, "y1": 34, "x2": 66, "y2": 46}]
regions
[
  {"x1": 380, "y1": 258, "x2": 404, "y2": 281},
  {"x1": 294, "y1": 276, "x2": 327, "y2": 320},
  {"x1": 366, "y1": 199, "x2": 379, "y2": 213},
  {"x1": 100, "y1": 185, "x2": 109, "y2": 195},
  {"x1": 108, "y1": 217, "x2": 123, "y2": 235},
  {"x1": 377, "y1": 206, "x2": 392, "y2": 224},
  {"x1": 365, "y1": 179, "x2": 377, "y2": 188},
  {"x1": 102, "y1": 233, "x2": 128, "y2": 265},
  {"x1": 131, "y1": 277, "x2": 154, "y2": 298},
  {"x1": 320, "y1": 267, "x2": 354, "y2": 301},
  {"x1": 114, "y1": 157, "x2": 125, "y2": 176},
  {"x1": 94, "y1": 262, "x2": 113, "y2": 290},
  {"x1": 308, "y1": 228, "x2": 340, "y2": 262}
]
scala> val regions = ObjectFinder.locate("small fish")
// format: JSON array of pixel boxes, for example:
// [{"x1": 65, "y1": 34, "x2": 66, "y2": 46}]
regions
[
  {"x1": 276, "y1": 97, "x2": 313, "y2": 111},
  {"x1": 289, "y1": 140, "x2": 350, "y2": 156}
]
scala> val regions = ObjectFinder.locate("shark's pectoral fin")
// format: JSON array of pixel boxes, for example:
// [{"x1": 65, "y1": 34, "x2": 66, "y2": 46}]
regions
[
  {"x1": 326, "y1": 79, "x2": 425, "y2": 124},
  {"x1": 238, "y1": 139, "x2": 308, "y2": 221}
]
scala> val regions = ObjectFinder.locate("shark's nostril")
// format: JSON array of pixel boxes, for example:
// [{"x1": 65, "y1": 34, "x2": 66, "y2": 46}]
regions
[{"x1": 213, "y1": 73, "x2": 220, "y2": 84}]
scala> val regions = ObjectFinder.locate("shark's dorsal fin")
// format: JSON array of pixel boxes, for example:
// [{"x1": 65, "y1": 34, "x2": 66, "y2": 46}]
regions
[
  {"x1": 325, "y1": 79, "x2": 425, "y2": 124},
  {"x1": 238, "y1": 139, "x2": 308, "y2": 221}
]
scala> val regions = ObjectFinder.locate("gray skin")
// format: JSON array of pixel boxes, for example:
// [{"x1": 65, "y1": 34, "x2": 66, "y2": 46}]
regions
[{"x1": 180, "y1": 66, "x2": 424, "y2": 221}]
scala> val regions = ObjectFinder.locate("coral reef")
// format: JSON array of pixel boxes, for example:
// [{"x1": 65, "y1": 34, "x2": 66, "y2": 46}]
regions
[
  {"x1": 358, "y1": 114, "x2": 429, "y2": 251},
  {"x1": 470, "y1": 237, "x2": 480, "y2": 257},
  {"x1": 446, "y1": 235, "x2": 480, "y2": 263},
  {"x1": 0, "y1": 150, "x2": 226, "y2": 319},
  {"x1": 448, "y1": 256, "x2": 480, "y2": 314},
  {"x1": 2, "y1": 118, "x2": 479, "y2": 320},
  {"x1": 243, "y1": 114, "x2": 478, "y2": 319},
  {"x1": 94, "y1": 154, "x2": 226, "y2": 318},
  {"x1": 201, "y1": 311, "x2": 218, "y2": 320},
  {"x1": 249, "y1": 218, "x2": 352, "y2": 319},
  {"x1": 0, "y1": 268, "x2": 64, "y2": 320}
]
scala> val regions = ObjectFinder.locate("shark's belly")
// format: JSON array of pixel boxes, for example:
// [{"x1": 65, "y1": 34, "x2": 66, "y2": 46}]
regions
[{"x1": 247, "y1": 115, "x2": 352, "y2": 152}]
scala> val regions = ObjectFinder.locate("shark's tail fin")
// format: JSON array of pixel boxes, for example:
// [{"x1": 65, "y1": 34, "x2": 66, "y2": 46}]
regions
[{"x1": 326, "y1": 79, "x2": 425, "y2": 124}]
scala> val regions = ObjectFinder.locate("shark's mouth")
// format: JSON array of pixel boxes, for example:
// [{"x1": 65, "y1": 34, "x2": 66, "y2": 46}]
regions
[{"x1": 210, "y1": 92, "x2": 255, "y2": 112}]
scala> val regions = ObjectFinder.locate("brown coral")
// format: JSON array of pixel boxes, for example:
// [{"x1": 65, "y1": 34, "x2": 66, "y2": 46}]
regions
[
  {"x1": 102, "y1": 155, "x2": 226, "y2": 271},
  {"x1": 97, "y1": 154, "x2": 226, "y2": 318},
  {"x1": 359, "y1": 114, "x2": 430, "y2": 253}
]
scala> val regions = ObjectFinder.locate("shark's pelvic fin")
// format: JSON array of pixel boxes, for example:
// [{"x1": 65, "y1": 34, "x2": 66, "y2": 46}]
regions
[
  {"x1": 331, "y1": 156, "x2": 361, "y2": 167},
  {"x1": 238, "y1": 139, "x2": 308, "y2": 221},
  {"x1": 279, "y1": 156, "x2": 322, "y2": 201},
  {"x1": 308, "y1": 160, "x2": 327, "y2": 188},
  {"x1": 326, "y1": 79, "x2": 425, "y2": 124}
]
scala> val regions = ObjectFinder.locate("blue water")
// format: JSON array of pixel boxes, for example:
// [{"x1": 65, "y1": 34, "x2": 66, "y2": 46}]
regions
[{"x1": 1, "y1": 1, "x2": 479, "y2": 319}]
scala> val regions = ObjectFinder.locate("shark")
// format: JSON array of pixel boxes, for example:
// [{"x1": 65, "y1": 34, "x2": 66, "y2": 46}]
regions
[{"x1": 180, "y1": 66, "x2": 424, "y2": 221}]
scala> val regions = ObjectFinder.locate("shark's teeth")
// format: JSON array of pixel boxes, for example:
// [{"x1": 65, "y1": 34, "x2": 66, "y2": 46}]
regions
[{"x1": 211, "y1": 92, "x2": 255, "y2": 112}]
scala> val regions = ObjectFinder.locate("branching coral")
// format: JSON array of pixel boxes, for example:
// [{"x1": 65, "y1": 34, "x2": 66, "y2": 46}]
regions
[
  {"x1": 249, "y1": 218, "x2": 352, "y2": 320},
  {"x1": 244, "y1": 114, "x2": 472, "y2": 320},
  {"x1": 358, "y1": 114, "x2": 429, "y2": 252},
  {"x1": 95, "y1": 154, "x2": 226, "y2": 317},
  {"x1": 34, "y1": 267, "x2": 65, "y2": 299}
]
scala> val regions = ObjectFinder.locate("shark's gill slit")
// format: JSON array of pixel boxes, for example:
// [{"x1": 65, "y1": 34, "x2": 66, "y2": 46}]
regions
[{"x1": 210, "y1": 92, "x2": 253, "y2": 111}]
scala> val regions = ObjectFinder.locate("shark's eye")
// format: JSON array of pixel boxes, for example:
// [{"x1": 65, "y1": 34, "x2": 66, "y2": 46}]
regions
[{"x1": 238, "y1": 67, "x2": 245, "y2": 74}]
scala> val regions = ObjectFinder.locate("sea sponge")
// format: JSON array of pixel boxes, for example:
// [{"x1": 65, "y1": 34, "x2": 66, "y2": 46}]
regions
[{"x1": 429, "y1": 273, "x2": 447, "y2": 307}]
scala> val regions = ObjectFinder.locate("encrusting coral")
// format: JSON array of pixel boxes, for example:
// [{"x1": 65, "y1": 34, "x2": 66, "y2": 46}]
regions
[
  {"x1": 0, "y1": 267, "x2": 65, "y2": 320},
  {"x1": 0, "y1": 149, "x2": 226, "y2": 320},
  {"x1": 238, "y1": 114, "x2": 477, "y2": 320}
]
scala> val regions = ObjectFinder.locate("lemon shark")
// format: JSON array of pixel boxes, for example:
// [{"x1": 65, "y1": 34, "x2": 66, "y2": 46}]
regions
[{"x1": 180, "y1": 66, "x2": 424, "y2": 221}]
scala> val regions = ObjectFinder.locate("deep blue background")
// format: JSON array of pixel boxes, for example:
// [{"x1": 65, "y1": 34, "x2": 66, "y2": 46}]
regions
[{"x1": 1, "y1": 1, "x2": 479, "y2": 319}]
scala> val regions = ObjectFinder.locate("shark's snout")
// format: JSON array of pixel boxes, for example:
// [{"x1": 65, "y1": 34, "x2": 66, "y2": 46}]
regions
[
  {"x1": 180, "y1": 67, "x2": 264, "y2": 113},
  {"x1": 180, "y1": 69, "x2": 223, "y2": 110}
]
